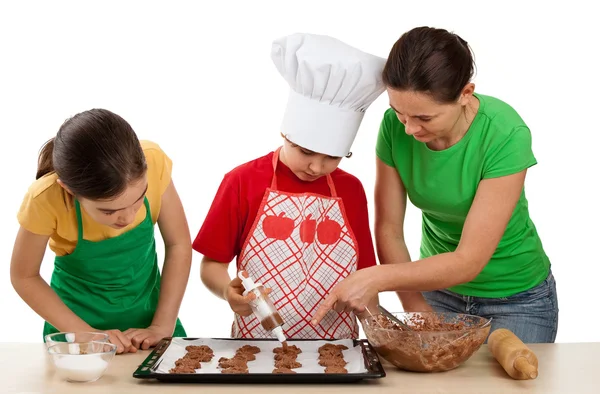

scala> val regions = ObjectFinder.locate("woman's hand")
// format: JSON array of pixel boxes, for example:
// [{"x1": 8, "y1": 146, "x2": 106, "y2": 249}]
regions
[{"x1": 311, "y1": 266, "x2": 381, "y2": 326}]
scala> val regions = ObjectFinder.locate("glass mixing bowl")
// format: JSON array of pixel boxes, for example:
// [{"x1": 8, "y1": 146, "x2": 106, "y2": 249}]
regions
[
  {"x1": 361, "y1": 311, "x2": 491, "y2": 372},
  {"x1": 47, "y1": 341, "x2": 117, "y2": 383},
  {"x1": 44, "y1": 331, "x2": 110, "y2": 348}
]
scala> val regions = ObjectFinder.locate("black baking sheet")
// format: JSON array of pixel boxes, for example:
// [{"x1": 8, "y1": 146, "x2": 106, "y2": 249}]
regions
[{"x1": 132, "y1": 337, "x2": 386, "y2": 383}]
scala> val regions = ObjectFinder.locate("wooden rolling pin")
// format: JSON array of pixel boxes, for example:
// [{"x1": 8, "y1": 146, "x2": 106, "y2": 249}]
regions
[{"x1": 488, "y1": 328, "x2": 538, "y2": 380}]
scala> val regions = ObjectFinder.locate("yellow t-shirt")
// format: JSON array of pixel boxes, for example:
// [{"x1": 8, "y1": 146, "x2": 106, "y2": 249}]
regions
[{"x1": 17, "y1": 140, "x2": 172, "y2": 256}]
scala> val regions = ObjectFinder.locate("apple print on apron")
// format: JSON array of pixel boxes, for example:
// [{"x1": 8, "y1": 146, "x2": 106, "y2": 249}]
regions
[{"x1": 232, "y1": 148, "x2": 359, "y2": 339}]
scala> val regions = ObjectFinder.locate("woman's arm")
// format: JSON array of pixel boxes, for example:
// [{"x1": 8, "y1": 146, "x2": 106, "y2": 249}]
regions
[
  {"x1": 376, "y1": 169, "x2": 528, "y2": 291},
  {"x1": 312, "y1": 169, "x2": 527, "y2": 323},
  {"x1": 375, "y1": 158, "x2": 432, "y2": 311}
]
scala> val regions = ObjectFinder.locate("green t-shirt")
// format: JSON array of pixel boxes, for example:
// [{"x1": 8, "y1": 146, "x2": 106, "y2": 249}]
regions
[{"x1": 376, "y1": 93, "x2": 550, "y2": 298}]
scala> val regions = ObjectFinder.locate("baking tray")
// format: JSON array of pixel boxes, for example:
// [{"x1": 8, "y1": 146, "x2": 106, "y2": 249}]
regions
[{"x1": 132, "y1": 337, "x2": 386, "y2": 383}]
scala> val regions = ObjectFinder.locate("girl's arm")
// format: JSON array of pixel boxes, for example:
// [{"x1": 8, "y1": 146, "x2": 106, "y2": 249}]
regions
[
  {"x1": 126, "y1": 180, "x2": 192, "y2": 348},
  {"x1": 150, "y1": 180, "x2": 192, "y2": 329},
  {"x1": 10, "y1": 228, "x2": 93, "y2": 331},
  {"x1": 10, "y1": 227, "x2": 136, "y2": 353}
]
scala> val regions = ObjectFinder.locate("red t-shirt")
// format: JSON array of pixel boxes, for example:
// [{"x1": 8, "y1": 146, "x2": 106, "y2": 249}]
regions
[{"x1": 193, "y1": 151, "x2": 376, "y2": 270}]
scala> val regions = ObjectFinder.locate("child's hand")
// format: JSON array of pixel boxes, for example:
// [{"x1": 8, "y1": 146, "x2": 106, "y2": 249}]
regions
[
  {"x1": 99, "y1": 329, "x2": 138, "y2": 354},
  {"x1": 224, "y1": 277, "x2": 272, "y2": 317},
  {"x1": 224, "y1": 277, "x2": 255, "y2": 316},
  {"x1": 124, "y1": 325, "x2": 172, "y2": 350}
]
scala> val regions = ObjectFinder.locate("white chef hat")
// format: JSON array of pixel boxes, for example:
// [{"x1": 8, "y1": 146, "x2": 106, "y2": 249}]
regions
[{"x1": 271, "y1": 33, "x2": 387, "y2": 158}]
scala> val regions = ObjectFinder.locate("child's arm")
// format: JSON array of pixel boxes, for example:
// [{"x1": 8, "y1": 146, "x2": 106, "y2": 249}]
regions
[
  {"x1": 200, "y1": 257, "x2": 258, "y2": 316},
  {"x1": 11, "y1": 228, "x2": 92, "y2": 331},
  {"x1": 126, "y1": 180, "x2": 192, "y2": 349},
  {"x1": 199, "y1": 257, "x2": 231, "y2": 301},
  {"x1": 10, "y1": 227, "x2": 136, "y2": 353},
  {"x1": 193, "y1": 168, "x2": 262, "y2": 316}
]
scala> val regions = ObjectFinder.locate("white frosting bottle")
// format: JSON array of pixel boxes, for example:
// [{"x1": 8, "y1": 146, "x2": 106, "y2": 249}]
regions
[{"x1": 238, "y1": 270, "x2": 287, "y2": 344}]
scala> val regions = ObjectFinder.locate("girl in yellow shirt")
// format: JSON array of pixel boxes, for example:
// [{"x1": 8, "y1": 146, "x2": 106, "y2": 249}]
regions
[{"x1": 10, "y1": 108, "x2": 191, "y2": 353}]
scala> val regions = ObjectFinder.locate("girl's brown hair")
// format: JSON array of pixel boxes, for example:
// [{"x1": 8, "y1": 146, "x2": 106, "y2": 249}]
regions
[{"x1": 37, "y1": 108, "x2": 147, "y2": 200}]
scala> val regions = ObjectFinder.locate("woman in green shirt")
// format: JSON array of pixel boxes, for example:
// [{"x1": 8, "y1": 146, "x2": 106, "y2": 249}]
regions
[{"x1": 312, "y1": 26, "x2": 558, "y2": 343}]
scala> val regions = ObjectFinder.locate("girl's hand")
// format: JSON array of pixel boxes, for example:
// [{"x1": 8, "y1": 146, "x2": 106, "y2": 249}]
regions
[
  {"x1": 99, "y1": 329, "x2": 137, "y2": 354},
  {"x1": 124, "y1": 325, "x2": 173, "y2": 350}
]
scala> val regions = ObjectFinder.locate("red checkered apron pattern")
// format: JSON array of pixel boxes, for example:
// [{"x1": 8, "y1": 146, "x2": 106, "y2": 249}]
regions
[{"x1": 231, "y1": 148, "x2": 359, "y2": 339}]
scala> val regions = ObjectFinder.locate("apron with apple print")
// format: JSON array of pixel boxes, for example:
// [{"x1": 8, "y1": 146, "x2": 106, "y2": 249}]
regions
[{"x1": 232, "y1": 147, "x2": 359, "y2": 339}]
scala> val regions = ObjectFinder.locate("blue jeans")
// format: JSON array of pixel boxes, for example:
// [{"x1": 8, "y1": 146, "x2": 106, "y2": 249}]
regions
[{"x1": 422, "y1": 270, "x2": 559, "y2": 343}]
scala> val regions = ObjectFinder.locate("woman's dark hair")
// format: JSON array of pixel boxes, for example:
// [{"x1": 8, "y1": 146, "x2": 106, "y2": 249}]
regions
[
  {"x1": 36, "y1": 108, "x2": 147, "y2": 200},
  {"x1": 382, "y1": 26, "x2": 475, "y2": 104}
]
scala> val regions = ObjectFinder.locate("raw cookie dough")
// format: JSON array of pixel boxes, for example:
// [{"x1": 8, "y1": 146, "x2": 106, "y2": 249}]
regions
[
  {"x1": 273, "y1": 345, "x2": 302, "y2": 355},
  {"x1": 219, "y1": 345, "x2": 261, "y2": 374},
  {"x1": 318, "y1": 343, "x2": 348, "y2": 374},
  {"x1": 325, "y1": 365, "x2": 348, "y2": 374},
  {"x1": 170, "y1": 345, "x2": 215, "y2": 373},
  {"x1": 365, "y1": 313, "x2": 487, "y2": 372},
  {"x1": 272, "y1": 344, "x2": 302, "y2": 373}
]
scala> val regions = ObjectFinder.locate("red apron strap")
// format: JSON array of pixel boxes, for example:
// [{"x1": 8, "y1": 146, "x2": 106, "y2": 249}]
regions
[
  {"x1": 271, "y1": 147, "x2": 282, "y2": 190},
  {"x1": 326, "y1": 174, "x2": 338, "y2": 198},
  {"x1": 272, "y1": 146, "x2": 339, "y2": 197}
]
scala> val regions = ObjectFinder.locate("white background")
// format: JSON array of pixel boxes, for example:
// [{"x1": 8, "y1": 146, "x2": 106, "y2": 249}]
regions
[{"x1": 0, "y1": 1, "x2": 597, "y2": 343}]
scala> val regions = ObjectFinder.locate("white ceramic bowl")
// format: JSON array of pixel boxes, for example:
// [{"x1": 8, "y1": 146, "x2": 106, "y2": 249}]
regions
[
  {"x1": 44, "y1": 332, "x2": 110, "y2": 348},
  {"x1": 47, "y1": 341, "x2": 117, "y2": 383}
]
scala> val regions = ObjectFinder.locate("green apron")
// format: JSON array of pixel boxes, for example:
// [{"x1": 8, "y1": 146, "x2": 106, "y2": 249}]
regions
[{"x1": 43, "y1": 197, "x2": 186, "y2": 339}]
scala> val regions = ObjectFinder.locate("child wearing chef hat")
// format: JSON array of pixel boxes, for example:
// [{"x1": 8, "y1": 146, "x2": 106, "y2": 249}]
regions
[{"x1": 194, "y1": 33, "x2": 386, "y2": 339}]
